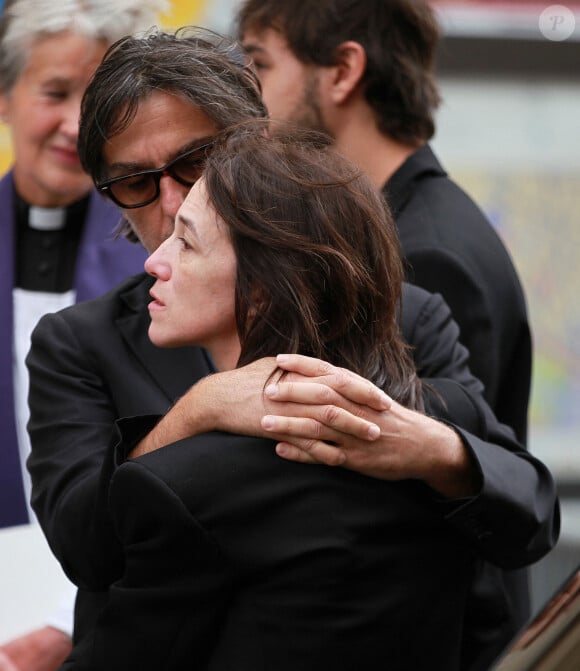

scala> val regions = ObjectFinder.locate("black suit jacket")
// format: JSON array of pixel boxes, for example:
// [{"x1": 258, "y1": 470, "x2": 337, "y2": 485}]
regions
[
  {"x1": 384, "y1": 147, "x2": 534, "y2": 668},
  {"x1": 83, "y1": 421, "x2": 474, "y2": 671},
  {"x1": 26, "y1": 274, "x2": 557, "y2": 669},
  {"x1": 384, "y1": 145, "x2": 531, "y2": 446}
]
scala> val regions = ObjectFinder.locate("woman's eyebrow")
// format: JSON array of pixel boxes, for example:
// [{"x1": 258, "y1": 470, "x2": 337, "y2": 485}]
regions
[{"x1": 176, "y1": 210, "x2": 200, "y2": 242}]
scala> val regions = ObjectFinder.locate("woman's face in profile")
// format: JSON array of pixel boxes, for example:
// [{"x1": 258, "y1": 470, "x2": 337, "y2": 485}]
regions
[
  {"x1": 0, "y1": 31, "x2": 107, "y2": 207},
  {"x1": 145, "y1": 178, "x2": 240, "y2": 371}
]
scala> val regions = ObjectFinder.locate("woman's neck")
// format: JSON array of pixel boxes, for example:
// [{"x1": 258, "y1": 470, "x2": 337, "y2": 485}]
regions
[{"x1": 207, "y1": 339, "x2": 242, "y2": 372}]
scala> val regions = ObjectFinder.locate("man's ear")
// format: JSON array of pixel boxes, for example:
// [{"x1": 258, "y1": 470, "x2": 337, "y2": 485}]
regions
[{"x1": 327, "y1": 40, "x2": 367, "y2": 105}]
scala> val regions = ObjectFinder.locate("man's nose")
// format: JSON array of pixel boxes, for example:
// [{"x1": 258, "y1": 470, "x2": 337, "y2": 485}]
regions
[{"x1": 158, "y1": 174, "x2": 190, "y2": 220}]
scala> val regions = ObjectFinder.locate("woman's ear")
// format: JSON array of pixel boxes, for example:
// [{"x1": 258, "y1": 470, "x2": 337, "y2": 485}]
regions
[{"x1": 327, "y1": 40, "x2": 367, "y2": 105}]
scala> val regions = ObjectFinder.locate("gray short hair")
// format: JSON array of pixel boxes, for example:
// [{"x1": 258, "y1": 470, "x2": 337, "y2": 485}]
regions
[{"x1": 0, "y1": 0, "x2": 168, "y2": 93}]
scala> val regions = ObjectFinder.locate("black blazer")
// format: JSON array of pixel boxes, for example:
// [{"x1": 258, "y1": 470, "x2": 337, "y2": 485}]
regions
[
  {"x1": 76, "y1": 385, "x2": 557, "y2": 671},
  {"x1": 85, "y1": 421, "x2": 474, "y2": 671},
  {"x1": 384, "y1": 145, "x2": 531, "y2": 446},
  {"x1": 384, "y1": 147, "x2": 534, "y2": 667},
  {"x1": 25, "y1": 274, "x2": 557, "y2": 669}
]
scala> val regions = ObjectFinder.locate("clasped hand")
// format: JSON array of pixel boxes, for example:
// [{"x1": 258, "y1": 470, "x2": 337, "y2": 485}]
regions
[{"x1": 257, "y1": 354, "x2": 478, "y2": 499}]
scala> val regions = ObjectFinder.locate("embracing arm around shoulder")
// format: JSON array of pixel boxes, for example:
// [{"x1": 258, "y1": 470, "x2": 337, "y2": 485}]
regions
[{"x1": 261, "y1": 354, "x2": 559, "y2": 570}]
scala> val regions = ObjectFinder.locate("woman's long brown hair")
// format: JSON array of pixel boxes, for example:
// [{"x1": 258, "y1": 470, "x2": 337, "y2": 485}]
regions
[{"x1": 203, "y1": 123, "x2": 423, "y2": 410}]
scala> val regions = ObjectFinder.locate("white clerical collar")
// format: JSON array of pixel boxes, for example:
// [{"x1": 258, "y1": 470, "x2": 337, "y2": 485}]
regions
[{"x1": 28, "y1": 206, "x2": 67, "y2": 231}]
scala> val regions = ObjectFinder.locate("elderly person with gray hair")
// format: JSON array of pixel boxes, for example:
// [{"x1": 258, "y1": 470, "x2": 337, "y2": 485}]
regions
[{"x1": 0, "y1": 1, "x2": 166, "y2": 669}]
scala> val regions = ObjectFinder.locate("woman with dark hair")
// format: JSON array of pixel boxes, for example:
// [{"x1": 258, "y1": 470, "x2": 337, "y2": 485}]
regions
[
  {"x1": 198, "y1": 126, "x2": 420, "y2": 406},
  {"x1": 74, "y1": 127, "x2": 476, "y2": 671}
]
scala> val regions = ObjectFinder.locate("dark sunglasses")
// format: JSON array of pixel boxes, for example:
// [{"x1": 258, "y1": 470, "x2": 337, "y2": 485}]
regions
[{"x1": 96, "y1": 140, "x2": 215, "y2": 209}]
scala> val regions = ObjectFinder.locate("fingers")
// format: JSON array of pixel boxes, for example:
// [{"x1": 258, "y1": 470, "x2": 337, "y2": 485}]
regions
[
  {"x1": 269, "y1": 372, "x2": 391, "y2": 415},
  {"x1": 275, "y1": 354, "x2": 391, "y2": 412},
  {"x1": 265, "y1": 381, "x2": 334, "y2": 405},
  {"x1": 262, "y1": 410, "x2": 380, "y2": 442},
  {"x1": 275, "y1": 353, "x2": 333, "y2": 377},
  {"x1": 264, "y1": 381, "x2": 382, "y2": 437},
  {"x1": 275, "y1": 440, "x2": 347, "y2": 467}
]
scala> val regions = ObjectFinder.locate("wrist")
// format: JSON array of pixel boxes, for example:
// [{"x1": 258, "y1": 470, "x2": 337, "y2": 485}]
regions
[
  {"x1": 185, "y1": 374, "x2": 222, "y2": 433},
  {"x1": 423, "y1": 421, "x2": 480, "y2": 498},
  {"x1": 129, "y1": 377, "x2": 219, "y2": 459}
]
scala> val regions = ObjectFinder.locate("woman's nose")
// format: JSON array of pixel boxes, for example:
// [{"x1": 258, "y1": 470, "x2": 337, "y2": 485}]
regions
[{"x1": 145, "y1": 239, "x2": 172, "y2": 279}]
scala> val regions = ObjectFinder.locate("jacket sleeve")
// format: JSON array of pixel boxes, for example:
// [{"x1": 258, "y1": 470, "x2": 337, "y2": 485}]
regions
[
  {"x1": 90, "y1": 456, "x2": 232, "y2": 671},
  {"x1": 405, "y1": 247, "x2": 498, "y2": 401},
  {"x1": 26, "y1": 284, "x2": 212, "y2": 590},
  {"x1": 402, "y1": 285, "x2": 485, "y2": 399},
  {"x1": 427, "y1": 378, "x2": 559, "y2": 569},
  {"x1": 445, "y1": 413, "x2": 560, "y2": 569},
  {"x1": 26, "y1": 310, "x2": 126, "y2": 588},
  {"x1": 409, "y1": 292, "x2": 559, "y2": 569}
]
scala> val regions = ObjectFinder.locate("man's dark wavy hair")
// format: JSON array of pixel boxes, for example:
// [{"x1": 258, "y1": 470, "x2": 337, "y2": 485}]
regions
[{"x1": 78, "y1": 26, "x2": 268, "y2": 241}]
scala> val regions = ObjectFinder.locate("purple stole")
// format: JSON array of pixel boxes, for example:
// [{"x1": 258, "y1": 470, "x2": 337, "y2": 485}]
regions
[{"x1": 0, "y1": 171, "x2": 147, "y2": 527}]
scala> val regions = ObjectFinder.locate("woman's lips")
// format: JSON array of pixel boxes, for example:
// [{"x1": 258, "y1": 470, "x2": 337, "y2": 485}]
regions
[{"x1": 148, "y1": 291, "x2": 165, "y2": 312}]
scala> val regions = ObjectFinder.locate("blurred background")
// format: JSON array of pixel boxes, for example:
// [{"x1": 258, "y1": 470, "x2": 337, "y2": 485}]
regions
[
  {"x1": 0, "y1": 0, "x2": 578, "y2": 636},
  {"x1": 430, "y1": 0, "x2": 580, "y2": 611}
]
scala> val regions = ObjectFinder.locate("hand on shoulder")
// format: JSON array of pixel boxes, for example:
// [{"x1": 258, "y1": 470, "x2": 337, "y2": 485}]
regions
[{"x1": 263, "y1": 354, "x2": 481, "y2": 499}]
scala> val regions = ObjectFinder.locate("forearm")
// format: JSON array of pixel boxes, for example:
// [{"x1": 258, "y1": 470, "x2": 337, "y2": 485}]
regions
[
  {"x1": 28, "y1": 420, "x2": 123, "y2": 588},
  {"x1": 129, "y1": 358, "x2": 278, "y2": 458},
  {"x1": 27, "y1": 316, "x2": 125, "y2": 586},
  {"x1": 128, "y1": 382, "x2": 216, "y2": 459},
  {"x1": 401, "y1": 414, "x2": 481, "y2": 499}
]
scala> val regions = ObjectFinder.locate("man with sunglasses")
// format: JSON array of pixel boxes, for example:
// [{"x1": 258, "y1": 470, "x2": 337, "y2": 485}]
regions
[
  {"x1": 96, "y1": 140, "x2": 215, "y2": 211},
  {"x1": 25, "y1": 28, "x2": 557, "y2": 665}
]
